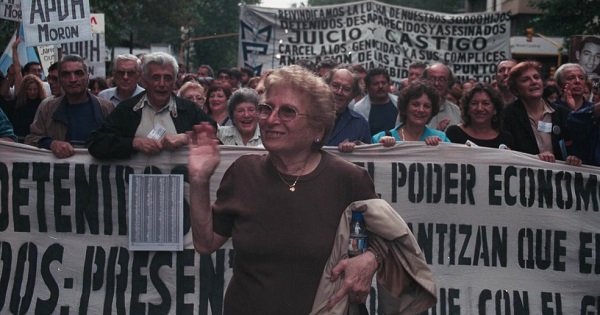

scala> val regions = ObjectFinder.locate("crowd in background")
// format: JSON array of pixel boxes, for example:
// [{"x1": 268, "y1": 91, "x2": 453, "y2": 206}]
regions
[{"x1": 1, "y1": 45, "x2": 600, "y2": 166}]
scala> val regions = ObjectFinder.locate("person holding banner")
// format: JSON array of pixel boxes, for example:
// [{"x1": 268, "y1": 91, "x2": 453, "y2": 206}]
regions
[
  {"x1": 88, "y1": 52, "x2": 215, "y2": 159},
  {"x1": 217, "y1": 88, "x2": 262, "y2": 146},
  {"x1": 503, "y1": 61, "x2": 581, "y2": 165},
  {"x1": 555, "y1": 63, "x2": 600, "y2": 166},
  {"x1": 371, "y1": 79, "x2": 449, "y2": 146},
  {"x1": 188, "y1": 65, "x2": 388, "y2": 314},
  {"x1": 446, "y1": 83, "x2": 514, "y2": 149},
  {"x1": 24, "y1": 55, "x2": 113, "y2": 158}
]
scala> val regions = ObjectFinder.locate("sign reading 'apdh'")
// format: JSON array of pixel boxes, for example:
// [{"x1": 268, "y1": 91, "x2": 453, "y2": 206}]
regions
[{"x1": 21, "y1": 0, "x2": 92, "y2": 47}]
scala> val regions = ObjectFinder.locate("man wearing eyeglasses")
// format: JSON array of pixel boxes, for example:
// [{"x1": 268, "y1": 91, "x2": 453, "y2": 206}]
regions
[
  {"x1": 88, "y1": 52, "x2": 216, "y2": 159},
  {"x1": 422, "y1": 63, "x2": 462, "y2": 131},
  {"x1": 98, "y1": 54, "x2": 145, "y2": 106},
  {"x1": 45, "y1": 62, "x2": 63, "y2": 98},
  {"x1": 323, "y1": 68, "x2": 371, "y2": 147}
]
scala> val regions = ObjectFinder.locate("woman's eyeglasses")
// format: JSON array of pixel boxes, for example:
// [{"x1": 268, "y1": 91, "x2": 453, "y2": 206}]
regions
[
  {"x1": 186, "y1": 95, "x2": 206, "y2": 102},
  {"x1": 257, "y1": 103, "x2": 307, "y2": 121}
]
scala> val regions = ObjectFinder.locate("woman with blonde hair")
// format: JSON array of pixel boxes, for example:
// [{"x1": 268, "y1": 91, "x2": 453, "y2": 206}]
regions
[
  {"x1": 178, "y1": 80, "x2": 206, "y2": 111},
  {"x1": 1, "y1": 74, "x2": 46, "y2": 142}
]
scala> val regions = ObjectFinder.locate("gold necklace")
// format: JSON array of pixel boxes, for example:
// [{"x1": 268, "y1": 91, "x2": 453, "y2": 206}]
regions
[
  {"x1": 401, "y1": 126, "x2": 422, "y2": 141},
  {"x1": 401, "y1": 127, "x2": 408, "y2": 141},
  {"x1": 275, "y1": 158, "x2": 311, "y2": 192},
  {"x1": 276, "y1": 171, "x2": 301, "y2": 192}
]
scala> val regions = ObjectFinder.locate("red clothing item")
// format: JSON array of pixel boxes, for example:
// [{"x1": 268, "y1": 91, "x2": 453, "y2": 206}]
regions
[{"x1": 212, "y1": 151, "x2": 378, "y2": 315}]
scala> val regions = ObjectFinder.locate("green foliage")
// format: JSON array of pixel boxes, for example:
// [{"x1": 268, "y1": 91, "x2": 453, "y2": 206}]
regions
[
  {"x1": 89, "y1": 0, "x2": 259, "y2": 71},
  {"x1": 193, "y1": 0, "x2": 246, "y2": 71},
  {"x1": 530, "y1": 0, "x2": 600, "y2": 36},
  {"x1": 90, "y1": 0, "x2": 198, "y2": 49}
]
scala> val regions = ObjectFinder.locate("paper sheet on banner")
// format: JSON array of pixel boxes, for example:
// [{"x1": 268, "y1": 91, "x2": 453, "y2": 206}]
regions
[{"x1": 128, "y1": 174, "x2": 184, "y2": 251}]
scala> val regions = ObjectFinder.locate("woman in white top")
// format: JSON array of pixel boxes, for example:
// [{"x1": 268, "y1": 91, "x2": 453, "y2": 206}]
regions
[{"x1": 217, "y1": 88, "x2": 262, "y2": 146}]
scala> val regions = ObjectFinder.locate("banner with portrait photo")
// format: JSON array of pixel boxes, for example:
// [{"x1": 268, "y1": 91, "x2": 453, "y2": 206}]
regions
[
  {"x1": 0, "y1": 141, "x2": 599, "y2": 314},
  {"x1": 239, "y1": 0, "x2": 511, "y2": 85},
  {"x1": 570, "y1": 35, "x2": 600, "y2": 96}
]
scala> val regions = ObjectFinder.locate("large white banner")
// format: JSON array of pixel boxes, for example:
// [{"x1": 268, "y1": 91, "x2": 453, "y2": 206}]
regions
[
  {"x1": 239, "y1": 1, "x2": 511, "y2": 85},
  {"x1": 21, "y1": 0, "x2": 92, "y2": 47},
  {"x1": 0, "y1": 141, "x2": 599, "y2": 314}
]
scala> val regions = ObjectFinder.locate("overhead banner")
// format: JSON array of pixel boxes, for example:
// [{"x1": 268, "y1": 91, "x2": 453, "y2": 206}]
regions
[
  {"x1": 21, "y1": 0, "x2": 92, "y2": 47},
  {"x1": 60, "y1": 13, "x2": 106, "y2": 78},
  {"x1": 0, "y1": 142, "x2": 599, "y2": 314},
  {"x1": 0, "y1": 0, "x2": 21, "y2": 21},
  {"x1": 239, "y1": 0, "x2": 511, "y2": 84}
]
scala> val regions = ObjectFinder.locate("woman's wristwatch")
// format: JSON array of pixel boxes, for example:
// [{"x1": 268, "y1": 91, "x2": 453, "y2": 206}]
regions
[{"x1": 366, "y1": 249, "x2": 382, "y2": 268}]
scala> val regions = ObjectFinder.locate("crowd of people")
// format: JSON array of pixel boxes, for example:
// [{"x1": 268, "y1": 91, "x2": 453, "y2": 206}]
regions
[
  {"x1": 3, "y1": 39, "x2": 600, "y2": 313},
  {"x1": 1, "y1": 47, "x2": 600, "y2": 166}
]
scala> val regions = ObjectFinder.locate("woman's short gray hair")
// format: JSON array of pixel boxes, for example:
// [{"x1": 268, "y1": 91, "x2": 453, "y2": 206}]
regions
[{"x1": 227, "y1": 88, "x2": 260, "y2": 118}]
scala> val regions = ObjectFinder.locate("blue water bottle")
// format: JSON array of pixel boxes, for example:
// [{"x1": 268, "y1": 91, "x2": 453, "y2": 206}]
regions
[{"x1": 348, "y1": 212, "x2": 368, "y2": 257}]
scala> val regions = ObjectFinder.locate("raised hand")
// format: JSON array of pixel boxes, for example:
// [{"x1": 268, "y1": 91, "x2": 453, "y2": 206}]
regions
[{"x1": 187, "y1": 123, "x2": 220, "y2": 183}]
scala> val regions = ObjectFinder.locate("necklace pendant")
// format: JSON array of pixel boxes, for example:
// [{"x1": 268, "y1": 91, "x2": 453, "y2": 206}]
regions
[{"x1": 289, "y1": 186, "x2": 296, "y2": 192}]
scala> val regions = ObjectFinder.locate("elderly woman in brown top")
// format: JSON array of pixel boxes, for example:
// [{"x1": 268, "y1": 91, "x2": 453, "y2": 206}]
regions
[{"x1": 187, "y1": 65, "x2": 388, "y2": 314}]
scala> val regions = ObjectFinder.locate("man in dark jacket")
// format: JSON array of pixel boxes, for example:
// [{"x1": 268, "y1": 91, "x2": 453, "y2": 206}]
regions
[
  {"x1": 88, "y1": 52, "x2": 216, "y2": 159},
  {"x1": 25, "y1": 54, "x2": 113, "y2": 158}
]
